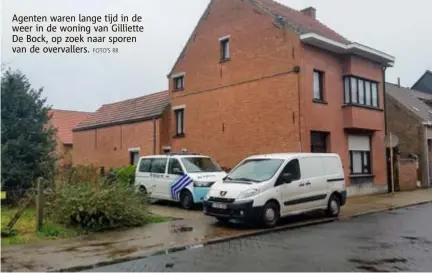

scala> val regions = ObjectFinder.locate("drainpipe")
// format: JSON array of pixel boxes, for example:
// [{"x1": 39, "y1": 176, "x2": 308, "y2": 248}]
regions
[
  {"x1": 382, "y1": 66, "x2": 390, "y2": 192},
  {"x1": 422, "y1": 122, "x2": 431, "y2": 188},
  {"x1": 153, "y1": 118, "x2": 156, "y2": 155},
  {"x1": 295, "y1": 65, "x2": 302, "y2": 152}
]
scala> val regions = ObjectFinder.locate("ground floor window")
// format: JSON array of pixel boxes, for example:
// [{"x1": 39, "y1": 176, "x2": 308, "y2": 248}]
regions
[
  {"x1": 129, "y1": 150, "x2": 140, "y2": 165},
  {"x1": 348, "y1": 134, "x2": 371, "y2": 175},
  {"x1": 310, "y1": 131, "x2": 329, "y2": 153}
]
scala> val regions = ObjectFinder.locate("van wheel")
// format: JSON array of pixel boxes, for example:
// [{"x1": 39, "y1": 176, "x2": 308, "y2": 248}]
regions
[
  {"x1": 139, "y1": 186, "x2": 147, "y2": 195},
  {"x1": 261, "y1": 201, "x2": 280, "y2": 228},
  {"x1": 180, "y1": 190, "x2": 194, "y2": 210},
  {"x1": 326, "y1": 194, "x2": 341, "y2": 217}
]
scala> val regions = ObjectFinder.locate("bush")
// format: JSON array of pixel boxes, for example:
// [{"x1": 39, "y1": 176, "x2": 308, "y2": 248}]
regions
[
  {"x1": 109, "y1": 165, "x2": 136, "y2": 185},
  {"x1": 56, "y1": 165, "x2": 100, "y2": 185},
  {"x1": 46, "y1": 180, "x2": 149, "y2": 231}
]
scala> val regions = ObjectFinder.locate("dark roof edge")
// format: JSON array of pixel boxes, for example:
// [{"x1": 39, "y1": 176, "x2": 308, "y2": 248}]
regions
[
  {"x1": 167, "y1": 0, "x2": 214, "y2": 78},
  {"x1": 411, "y1": 70, "x2": 432, "y2": 90},
  {"x1": 73, "y1": 114, "x2": 163, "y2": 132}
]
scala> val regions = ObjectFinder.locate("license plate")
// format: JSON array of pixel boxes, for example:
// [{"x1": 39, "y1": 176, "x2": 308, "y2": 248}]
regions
[{"x1": 212, "y1": 202, "x2": 227, "y2": 209}]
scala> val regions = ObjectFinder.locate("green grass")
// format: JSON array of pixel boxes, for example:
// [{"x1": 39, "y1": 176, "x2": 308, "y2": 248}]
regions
[
  {"x1": 1, "y1": 207, "x2": 168, "y2": 246},
  {"x1": 1, "y1": 207, "x2": 83, "y2": 246}
]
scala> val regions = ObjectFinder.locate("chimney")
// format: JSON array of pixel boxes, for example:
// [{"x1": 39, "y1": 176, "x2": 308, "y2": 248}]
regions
[
  {"x1": 301, "y1": 7, "x2": 316, "y2": 19},
  {"x1": 397, "y1": 77, "x2": 401, "y2": 87}
]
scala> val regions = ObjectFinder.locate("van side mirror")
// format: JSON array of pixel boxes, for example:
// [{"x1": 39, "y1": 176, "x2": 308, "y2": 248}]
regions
[
  {"x1": 172, "y1": 167, "x2": 184, "y2": 175},
  {"x1": 281, "y1": 173, "x2": 293, "y2": 184}
]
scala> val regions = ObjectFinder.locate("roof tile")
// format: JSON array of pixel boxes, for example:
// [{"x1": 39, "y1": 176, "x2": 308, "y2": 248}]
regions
[
  {"x1": 49, "y1": 110, "x2": 91, "y2": 144},
  {"x1": 74, "y1": 91, "x2": 169, "y2": 131}
]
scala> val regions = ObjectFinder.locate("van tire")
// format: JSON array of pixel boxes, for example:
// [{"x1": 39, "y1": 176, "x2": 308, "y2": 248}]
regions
[
  {"x1": 261, "y1": 201, "x2": 280, "y2": 228},
  {"x1": 326, "y1": 194, "x2": 341, "y2": 217},
  {"x1": 180, "y1": 190, "x2": 194, "y2": 210},
  {"x1": 139, "y1": 186, "x2": 147, "y2": 195}
]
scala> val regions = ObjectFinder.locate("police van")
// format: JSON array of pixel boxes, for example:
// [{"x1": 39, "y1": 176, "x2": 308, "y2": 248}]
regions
[
  {"x1": 203, "y1": 153, "x2": 347, "y2": 227},
  {"x1": 135, "y1": 153, "x2": 227, "y2": 209}
]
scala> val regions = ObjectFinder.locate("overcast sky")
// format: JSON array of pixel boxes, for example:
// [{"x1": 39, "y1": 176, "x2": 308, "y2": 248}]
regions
[{"x1": 1, "y1": 0, "x2": 431, "y2": 112}]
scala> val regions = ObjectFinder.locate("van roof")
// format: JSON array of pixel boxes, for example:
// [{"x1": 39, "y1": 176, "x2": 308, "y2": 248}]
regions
[
  {"x1": 247, "y1": 153, "x2": 340, "y2": 160},
  {"x1": 138, "y1": 154, "x2": 209, "y2": 160}
]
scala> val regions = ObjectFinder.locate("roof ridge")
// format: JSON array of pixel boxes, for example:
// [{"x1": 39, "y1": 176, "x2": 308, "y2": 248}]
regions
[
  {"x1": 101, "y1": 90, "x2": 168, "y2": 107},
  {"x1": 50, "y1": 109, "x2": 92, "y2": 113}
]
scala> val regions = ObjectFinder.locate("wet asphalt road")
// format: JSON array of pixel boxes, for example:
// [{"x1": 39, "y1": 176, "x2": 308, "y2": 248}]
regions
[{"x1": 90, "y1": 203, "x2": 432, "y2": 272}]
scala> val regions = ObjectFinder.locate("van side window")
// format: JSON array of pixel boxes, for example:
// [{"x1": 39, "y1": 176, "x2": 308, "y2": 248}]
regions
[
  {"x1": 168, "y1": 158, "x2": 184, "y2": 175},
  {"x1": 281, "y1": 159, "x2": 301, "y2": 180},
  {"x1": 138, "y1": 159, "x2": 152, "y2": 172},
  {"x1": 150, "y1": 158, "x2": 167, "y2": 174}
]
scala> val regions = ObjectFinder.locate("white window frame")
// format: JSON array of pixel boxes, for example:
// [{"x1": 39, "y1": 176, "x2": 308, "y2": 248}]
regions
[
  {"x1": 219, "y1": 35, "x2": 230, "y2": 60},
  {"x1": 348, "y1": 135, "x2": 372, "y2": 175}
]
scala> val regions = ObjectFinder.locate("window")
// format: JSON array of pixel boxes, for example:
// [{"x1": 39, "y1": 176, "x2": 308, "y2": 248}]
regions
[
  {"x1": 150, "y1": 158, "x2": 167, "y2": 174},
  {"x1": 181, "y1": 157, "x2": 223, "y2": 173},
  {"x1": 348, "y1": 135, "x2": 371, "y2": 175},
  {"x1": 225, "y1": 159, "x2": 284, "y2": 183},
  {"x1": 313, "y1": 70, "x2": 324, "y2": 101},
  {"x1": 220, "y1": 38, "x2": 230, "y2": 60},
  {"x1": 344, "y1": 76, "x2": 379, "y2": 107},
  {"x1": 280, "y1": 159, "x2": 301, "y2": 181},
  {"x1": 168, "y1": 158, "x2": 184, "y2": 175},
  {"x1": 138, "y1": 158, "x2": 152, "y2": 172},
  {"x1": 129, "y1": 151, "x2": 139, "y2": 165},
  {"x1": 174, "y1": 109, "x2": 184, "y2": 136},
  {"x1": 173, "y1": 76, "x2": 184, "y2": 90},
  {"x1": 310, "y1": 131, "x2": 329, "y2": 153}
]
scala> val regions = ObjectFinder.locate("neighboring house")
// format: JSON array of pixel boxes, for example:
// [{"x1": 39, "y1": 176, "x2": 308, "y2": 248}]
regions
[
  {"x1": 167, "y1": 0, "x2": 395, "y2": 196},
  {"x1": 385, "y1": 82, "x2": 432, "y2": 188},
  {"x1": 48, "y1": 109, "x2": 91, "y2": 167},
  {"x1": 72, "y1": 91, "x2": 170, "y2": 169},
  {"x1": 412, "y1": 70, "x2": 432, "y2": 94}
]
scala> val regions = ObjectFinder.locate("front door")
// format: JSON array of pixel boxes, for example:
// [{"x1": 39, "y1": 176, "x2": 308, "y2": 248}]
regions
[{"x1": 278, "y1": 158, "x2": 312, "y2": 215}]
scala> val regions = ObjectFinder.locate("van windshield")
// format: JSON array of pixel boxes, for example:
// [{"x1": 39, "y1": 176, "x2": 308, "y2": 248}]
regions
[
  {"x1": 225, "y1": 159, "x2": 284, "y2": 183},
  {"x1": 181, "y1": 157, "x2": 223, "y2": 173}
]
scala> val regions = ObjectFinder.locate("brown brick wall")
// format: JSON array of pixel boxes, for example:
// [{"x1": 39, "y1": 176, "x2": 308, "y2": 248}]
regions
[
  {"x1": 385, "y1": 95, "x2": 426, "y2": 184},
  {"x1": 398, "y1": 159, "x2": 418, "y2": 191},
  {"x1": 300, "y1": 45, "x2": 386, "y2": 186},
  {"x1": 73, "y1": 119, "x2": 162, "y2": 169},
  {"x1": 169, "y1": 0, "x2": 301, "y2": 168}
]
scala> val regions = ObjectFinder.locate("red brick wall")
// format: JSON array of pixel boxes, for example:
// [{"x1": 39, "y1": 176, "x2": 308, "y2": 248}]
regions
[
  {"x1": 73, "y1": 119, "x2": 162, "y2": 169},
  {"x1": 398, "y1": 159, "x2": 418, "y2": 191},
  {"x1": 299, "y1": 45, "x2": 386, "y2": 186},
  {"x1": 168, "y1": 0, "x2": 302, "y2": 168}
]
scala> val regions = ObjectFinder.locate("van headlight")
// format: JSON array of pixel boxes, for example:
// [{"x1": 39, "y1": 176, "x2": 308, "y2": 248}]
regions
[
  {"x1": 194, "y1": 181, "x2": 215, "y2": 187},
  {"x1": 237, "y1": 188, "x2": 259, "y2": 199}
]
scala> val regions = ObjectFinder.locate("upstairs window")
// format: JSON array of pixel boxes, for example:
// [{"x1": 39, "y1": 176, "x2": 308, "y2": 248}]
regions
[
  {"x1": 313, "y1": 70, "x2": 324, "y2": 101},
  {"x1": 220, "y1": 37, "x2": 230, "y2": 61},
  {"x1": 344, "y1": 76, "x2": 379, "y2": 108},
  {"x1": 173, "y1": 75, "x2": 184, "y2": 90}
]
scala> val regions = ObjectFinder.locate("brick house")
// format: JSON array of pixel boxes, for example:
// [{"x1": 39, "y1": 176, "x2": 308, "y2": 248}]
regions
[
  {"x1": 166, "y1": 0, "x2": 395, "y2": 196},
  {"x1": 385, "y1": 82, "x2": 432, "y2": 188},
  {"x1": 48, "y1": 109, "x2": 90, "y2": 167},
  {"x1": 72, "y1": 91, "x2": 170, "y2": 169}
]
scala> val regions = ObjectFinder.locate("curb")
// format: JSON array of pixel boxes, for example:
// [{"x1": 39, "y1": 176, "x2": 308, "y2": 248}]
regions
[
  {"x1": 55, "y1": 217, "x2": 335, "y2": 272},
  {"x1": 339, "y1": 200, "x2": 432, "y2": 220},
  {"x1": 52, "y1": 200, "x2": 432, "y2": 272}
]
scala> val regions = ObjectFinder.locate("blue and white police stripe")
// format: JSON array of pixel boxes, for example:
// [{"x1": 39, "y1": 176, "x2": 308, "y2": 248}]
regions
[{"x1": 170, "y1": 174, "x2": 193, "y2": 200}]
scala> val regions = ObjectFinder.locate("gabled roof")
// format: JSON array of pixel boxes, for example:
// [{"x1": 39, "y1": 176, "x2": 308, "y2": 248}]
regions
[
  {"x1": 73, "y1": 91, "x2": 169, "y2": 131},
  {"x1": 253, "y1": 0, "x2": 349, "y2": 44},
  {"x1": 168, "y1": 0, "x2": 349, "y2": 76},
  {"x1": 49, "y1": 109, "x2": 91, "y2": 144},
  {"x1": 385, "y1": 83, "x2": 432, "y2": 123},
  {"x1": 411, "y1": 70, "x2": 432, "y2": 94}
]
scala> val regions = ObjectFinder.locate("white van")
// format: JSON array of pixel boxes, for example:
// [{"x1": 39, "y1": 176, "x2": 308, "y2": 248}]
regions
[
  {"x1": 135, "y1": 153, "x2": 227, "y2": 209},
  {"x1": 203, "y1": 153, "x2": 347, "y2": 227}
]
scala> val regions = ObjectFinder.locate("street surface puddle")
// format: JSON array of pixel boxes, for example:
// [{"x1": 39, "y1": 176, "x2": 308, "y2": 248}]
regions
[
  {"x1": 171, "y1": 225, "x2": 193, "y2": 233},
  {"x1": 165, "y1": 262, "x2": 174, "y2": 268},
  {"x1": 402, "y1": 236, "x2": 432, "y2": 244},
  {"x1": 349, "y1": 257, "x2": 407, "y2": 272}
]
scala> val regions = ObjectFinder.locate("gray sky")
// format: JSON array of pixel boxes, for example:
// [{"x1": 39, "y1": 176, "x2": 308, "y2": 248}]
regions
[{"x1": 1, "y1": 0, "x2": 431, "y2": 112}]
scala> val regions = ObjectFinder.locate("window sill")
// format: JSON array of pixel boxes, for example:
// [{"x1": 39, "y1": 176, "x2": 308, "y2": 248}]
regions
[
  {"x1": 342, "y1": 104, "x2": 383, "y2": 112},
  {"x1": 312, "y1": 99, "x2": 328, "y2": 105},
  {"x1": 173, "y1": 133, "x2": 185, "y2": 139},
  {"x1": 219, "y1": 58, "x2": 231, "y2": 63},
  {"x1": 172, "y1": 88, "x2": 184, "y2": 92},
  {"x1": 349, "y1": 174, "x2": 374, "y2": 178}
]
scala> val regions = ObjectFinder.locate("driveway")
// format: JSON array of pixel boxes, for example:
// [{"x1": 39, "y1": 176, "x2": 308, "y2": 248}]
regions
[
  {"x1": 149, "y1": 200, "x2": 207, "y2": 220},
  {"x1": 91, "y1": 203, "x2": 432, "y2": 272}
]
